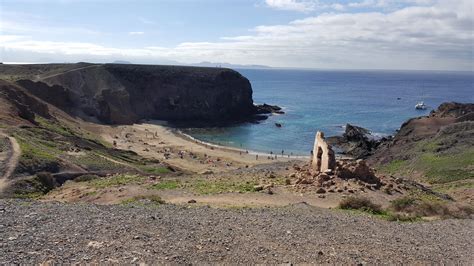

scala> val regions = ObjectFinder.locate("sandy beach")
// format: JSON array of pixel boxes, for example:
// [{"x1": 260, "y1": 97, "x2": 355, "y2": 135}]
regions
[{"x1": 89, "y1": 121, "x2": 306, "y2": 174}]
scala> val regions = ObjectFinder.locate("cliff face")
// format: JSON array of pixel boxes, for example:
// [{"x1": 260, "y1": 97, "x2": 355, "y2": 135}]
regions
[
  {"x1": 0, "y1": 80, "x2": 51, "y2": 125},
  {"x1": 12, "y1": 63, "x2": 258, "y2": 124}
]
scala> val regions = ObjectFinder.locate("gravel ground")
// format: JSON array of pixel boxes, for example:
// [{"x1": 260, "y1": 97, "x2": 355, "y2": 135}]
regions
[{"x1": 0, "y1": 199, "x2": 472, "y2": 264}]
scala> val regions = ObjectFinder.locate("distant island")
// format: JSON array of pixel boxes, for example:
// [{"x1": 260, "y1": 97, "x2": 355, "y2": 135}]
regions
[{"x1": 190, "y1": 61, "x2": 272, "y2": 69}]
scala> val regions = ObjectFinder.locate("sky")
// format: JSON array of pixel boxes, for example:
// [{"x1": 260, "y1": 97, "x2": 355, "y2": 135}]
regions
[{"x1": 0, "y1": 0, "x2": 473, "y2": 71}]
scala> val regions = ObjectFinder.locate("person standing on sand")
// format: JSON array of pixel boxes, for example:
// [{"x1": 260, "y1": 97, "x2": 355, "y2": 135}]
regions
[{"x1": 256, "y1": 154, "x2": 258, "y2": 160}]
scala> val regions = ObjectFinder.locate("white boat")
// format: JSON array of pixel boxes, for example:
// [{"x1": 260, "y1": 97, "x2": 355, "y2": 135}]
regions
[{"x1": 415, "y1": 101, "x2": 427, "y2": 110}]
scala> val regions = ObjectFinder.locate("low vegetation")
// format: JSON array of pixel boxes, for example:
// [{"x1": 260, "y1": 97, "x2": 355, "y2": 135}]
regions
[
  {"x1": 338, "y1": 196, "x2": 384, "y2": 215},
  {"x1": 339, "y1": 195, "x2": 473, "y2": 222},
  {"x1": 389, "y1": 196, "x2": 473, "y2": 219},
  {"x1": 148, "y1": 178, "x2": 259, "y2": 195},
  {"x1": 418, "y1": 150, "x2": 474, "y2": 184},
  {"x1": 141, "y1": 166, "x2": 171, "y2": 175},
  {"x1": 149, "y1": 180, "x2": 181, "y2": 190},
  {"x1": 88, "y1": 174, "x2": 148, "y2": 189},
  {"x1": 11, "y1": 172, "x2": 57, "y2": 199},
  {"x1": 121, "y1": 195, "x2": 165, "y2": 205}
]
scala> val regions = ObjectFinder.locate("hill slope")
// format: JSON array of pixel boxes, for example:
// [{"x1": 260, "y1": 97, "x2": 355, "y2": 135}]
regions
[
  {"x1": 0, "y1": 80, "x2": 174, "y2": 198},
  {"x1": 368, "y1": 102, "x2": 474, "y2": 203}
]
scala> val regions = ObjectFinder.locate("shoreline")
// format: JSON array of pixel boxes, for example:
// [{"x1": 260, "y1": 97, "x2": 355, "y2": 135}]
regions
[
  {"x1": 94, "y1": 121, "x2": 307, "y2": 174},
  {"x1": 144, "y1": 119, "x2": 310, "y2": 159},
  {"x1": 173, "y1": 128, "x2": 311, "y2": 159}
]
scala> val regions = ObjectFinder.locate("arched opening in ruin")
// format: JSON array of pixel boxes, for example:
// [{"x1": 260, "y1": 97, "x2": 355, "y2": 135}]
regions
[{"x1": 316, "y1": 146, "x2": 323, "y2": 172}]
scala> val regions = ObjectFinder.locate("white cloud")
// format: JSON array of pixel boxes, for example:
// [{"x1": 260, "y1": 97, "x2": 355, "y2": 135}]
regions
[
  {"x1": 138, "y1": 17, "x2": 156, "y2": 25},
  {"x1": 1, "y1": 0, "x2": 473, "y2": 70},
  {"x1": 128, "y1": 31, "x2": 145, "y2": 35},
  {"x1": 265, "y1": 0, "x2": 317, "y2": 12}
]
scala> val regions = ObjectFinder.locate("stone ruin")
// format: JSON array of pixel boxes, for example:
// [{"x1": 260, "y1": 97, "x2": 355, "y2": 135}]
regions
[
  {"x1": 311, "y1": 131, "x2": 336, "y2": 173},
  {"x1": 287, "y1": 131, "x2": 406, "y2": 195}
]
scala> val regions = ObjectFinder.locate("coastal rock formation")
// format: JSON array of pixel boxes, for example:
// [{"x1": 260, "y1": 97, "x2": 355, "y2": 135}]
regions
[
  {"x1": 369, "y1": 102, "x2": 474, "y2": 165},
  {"x1": 327, "y1": 124, "x2": 389, "y2": 159},
  {"x1": 431, "y1": 102, "x2": 474, "y2": 118},
  {"x1": 2, "y1": 63, "x2": 279, "y2": 125},
  {"x1": 367, "y1": 102, "x2": 473, "y2": 204},
  {"x1": 311, "y1": 131, "x2": 336, "y2": 173}
]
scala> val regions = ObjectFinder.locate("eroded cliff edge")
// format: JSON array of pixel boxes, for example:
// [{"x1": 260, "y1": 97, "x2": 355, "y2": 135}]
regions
[{"x1": 2, "y1": 63, "x2": 276, "y2": 125}]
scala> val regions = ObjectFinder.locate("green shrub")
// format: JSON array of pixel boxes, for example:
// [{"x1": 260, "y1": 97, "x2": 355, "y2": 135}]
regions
[
  {"x1": 149, "y1": 180, "x2": 181, "y2": 190},
  {"x1": 121, "y1": 195, "x2": 165, "y2": 205},
  {"x1": 339, "y1": 196, "x2": 384, "y2": 214},
  {"x1": 36, "y1": 172, "x2": 56, "y2": 191},
  {"x1": 142, "y1": 166, "x2": 171, "y2": 175},
  {"x1": 386, "y1": 212, "x2": 421, "y2": 222},
  {"x1": 74, "y1": 174, "x2": 99, "y2": 182},
  {"x1": 391, "y1": 197, "x2": 417, "y2": 211}
]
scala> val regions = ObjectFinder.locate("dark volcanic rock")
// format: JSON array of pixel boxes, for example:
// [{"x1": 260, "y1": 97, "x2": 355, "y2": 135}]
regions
[
  {"x1": 430, "y1": 102, "x2": 474, "y2": 118},
  {"x1": 327, "y1": 124, "x2": 387, "y2": 159},
  {"x1": 255, "y1": 103, "x2": 285, "y2": 114},
  {"x1": 0, "y1": 80, "x2": 51, "y2": 124},
  {"x1": 15, "y1": 80, "x2": 75, "y2": 113},
  {"x1": 10, "y1": 63, "x2": 277, "y2": 125}
]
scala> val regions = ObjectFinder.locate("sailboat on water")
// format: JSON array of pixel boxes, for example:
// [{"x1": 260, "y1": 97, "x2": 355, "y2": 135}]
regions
[
  {"x1": 415, "y1": 84, "x2": 427, "y2": 110},
  {"x1": 415, "y1": 101, "x2": 427, "y2": 110}
]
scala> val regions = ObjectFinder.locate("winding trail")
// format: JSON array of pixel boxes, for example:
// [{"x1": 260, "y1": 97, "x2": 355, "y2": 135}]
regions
[
  {"x1": 34, "y1": 64, "x2": 101, "y2": 81},
  {"x1": 0, "y1": 133, "x2": 21, "y2": 192}
]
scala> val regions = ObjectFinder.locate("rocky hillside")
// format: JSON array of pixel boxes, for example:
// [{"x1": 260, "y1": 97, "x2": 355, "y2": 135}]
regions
[
  {"x1": 0, "y1": 63, "x2": 273, "y2": 125},
  {"x1": 0, "y1": 80, "x2": 177, "y2": 198},
  {"x1": 368, "y1": 102, "x2": 474, "y2": 203}
]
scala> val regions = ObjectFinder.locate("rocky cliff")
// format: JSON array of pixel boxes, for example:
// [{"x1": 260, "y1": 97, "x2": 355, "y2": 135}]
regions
[{"x1": 3, "y1": 63, "x2": 271, "y2": 125}]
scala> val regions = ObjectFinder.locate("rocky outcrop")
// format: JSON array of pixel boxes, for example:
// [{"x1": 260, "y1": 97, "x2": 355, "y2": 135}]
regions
[
  {"x1": 368, "y1": 102, "x2": 474, "y2": 165},
  {"x1": 255, "y1": 104, "x2": 285, "y2": 114},
  {"x1": 0, "y1": 80, "x2": 51, "y2": 125},
  {"x1": 327, "y1": 124, "x2": 389, "y2": 159},
  {"x1": 430, "y1": 102, "x2": 474, "y2": 118},
  {"x1": 8, "y1": 63, "x2": 277, "y2": 125},
  {"x1": 15, "y1": 80, "x2": 75, "y2": 113}
]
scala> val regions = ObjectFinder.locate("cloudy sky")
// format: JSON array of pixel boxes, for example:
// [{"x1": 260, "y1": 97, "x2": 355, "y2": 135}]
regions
[{"x1": 1, "y1": 0, "x2": 473, "y2": 70}]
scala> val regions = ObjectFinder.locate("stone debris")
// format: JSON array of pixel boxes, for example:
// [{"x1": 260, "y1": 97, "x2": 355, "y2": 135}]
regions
[{"x1": 289, "y1": 131, "x2": 404, "y2": 194}]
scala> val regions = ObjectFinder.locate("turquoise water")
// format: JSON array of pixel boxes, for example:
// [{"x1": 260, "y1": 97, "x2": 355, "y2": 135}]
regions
[{"x1": 182, "y1": 69, "x2": 474, "y2": 155}]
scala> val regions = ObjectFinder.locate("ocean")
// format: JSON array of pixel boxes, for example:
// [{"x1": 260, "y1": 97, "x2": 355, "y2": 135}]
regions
[{"x1": 182, "y1": 69, "x2": 474, "y2": 155}]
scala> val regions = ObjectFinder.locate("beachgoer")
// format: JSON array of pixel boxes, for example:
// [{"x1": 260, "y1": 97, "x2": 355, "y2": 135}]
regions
[{"x1": 256, "y1": 154, "x2": 258, "y2": 160}]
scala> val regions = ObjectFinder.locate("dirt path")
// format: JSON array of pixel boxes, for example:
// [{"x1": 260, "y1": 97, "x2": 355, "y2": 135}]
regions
[
  {"x1": 0, "y1": 133, "x2": 21, "y2": 192},
  {"x1": 35, "y1": 65, "x2": 100, "y2": 81}
]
